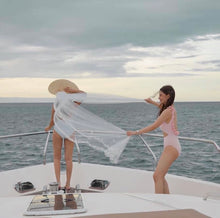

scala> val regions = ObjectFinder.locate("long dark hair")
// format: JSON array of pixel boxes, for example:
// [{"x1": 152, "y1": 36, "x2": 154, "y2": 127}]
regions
[{"x1": 158, "y1": 85, "x2": 175, "y2": 116}]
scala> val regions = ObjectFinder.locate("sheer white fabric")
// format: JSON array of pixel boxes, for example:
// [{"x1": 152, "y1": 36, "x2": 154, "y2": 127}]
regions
[{"x1": 53, "y1": 92, "x2": 130, "y2": 164}]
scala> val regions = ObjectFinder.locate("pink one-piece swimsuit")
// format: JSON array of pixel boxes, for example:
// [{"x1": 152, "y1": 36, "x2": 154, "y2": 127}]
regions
[{"x1": 160, "y1": 106, "x2": 181, "y2": 155}]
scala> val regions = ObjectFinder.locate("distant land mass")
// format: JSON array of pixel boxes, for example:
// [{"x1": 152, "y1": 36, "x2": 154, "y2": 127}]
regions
[
  {"x1": 0, "y1": 94, "x2": 143, "y2": 104},
  {"x1": 0, "y1": 98, "x2": 54, "y2": 103}
]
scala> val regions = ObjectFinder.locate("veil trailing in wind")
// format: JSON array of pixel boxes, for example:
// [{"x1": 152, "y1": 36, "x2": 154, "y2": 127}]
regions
[{"x1": 53, "y1": 91, "x2": 134, "y2": 164}]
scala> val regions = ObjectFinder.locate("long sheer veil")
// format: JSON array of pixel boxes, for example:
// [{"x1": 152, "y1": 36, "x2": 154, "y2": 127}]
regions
[{"x1": 53, "y1": 92, "x2": 138, "y2": 163}]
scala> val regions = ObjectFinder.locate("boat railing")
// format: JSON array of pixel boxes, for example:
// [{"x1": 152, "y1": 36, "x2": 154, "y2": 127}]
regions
[{"x1": 0, "y1": 131, "x2": 219, "y2": 169}]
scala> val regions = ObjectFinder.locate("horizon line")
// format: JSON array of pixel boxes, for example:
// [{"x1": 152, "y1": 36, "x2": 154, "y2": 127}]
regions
[{"x1": 0, "y1": 97, "x2": 219, "y2": 104}]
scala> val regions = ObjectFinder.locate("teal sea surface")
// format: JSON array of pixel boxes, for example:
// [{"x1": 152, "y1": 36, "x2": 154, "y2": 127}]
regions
[{"x1": 0, "y1": 102, "x2": 219, "y2": 183}]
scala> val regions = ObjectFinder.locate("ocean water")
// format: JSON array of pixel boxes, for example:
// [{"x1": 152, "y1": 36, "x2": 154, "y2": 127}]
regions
[{"x1": 0, "y1": 102, "x2": 219, "y2": 184}]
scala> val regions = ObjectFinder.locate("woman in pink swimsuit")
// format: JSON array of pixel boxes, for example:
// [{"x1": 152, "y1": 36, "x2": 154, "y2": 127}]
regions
[{"x1": 127, "y1": 85, "x2": 181, "y2": 194}]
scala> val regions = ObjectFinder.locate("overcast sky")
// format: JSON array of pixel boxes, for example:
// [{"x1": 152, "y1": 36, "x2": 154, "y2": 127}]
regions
[{"x1": 0, "y1": 0, "x2": 220, "y2": 101}]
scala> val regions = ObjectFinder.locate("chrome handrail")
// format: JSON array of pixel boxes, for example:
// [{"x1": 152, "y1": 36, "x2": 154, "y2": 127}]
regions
[
  {"x1": 143, "y1": 133, "x2": 220, "y2": 152},
  {"x1": 0, "y1": 131, "x2": 219, "y2": 167},
  {"x1": 1, "y1": 130, "x2": 219, "y2": 152},
  {"x1": 0, "y1": 130, "x2": 82, "y2": 165},
  {"x1": 0, "y1": 131, "x2": 52, "y2": 139}
]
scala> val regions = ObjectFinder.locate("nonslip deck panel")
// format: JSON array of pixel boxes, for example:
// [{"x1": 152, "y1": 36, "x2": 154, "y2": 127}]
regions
[{"x1": 71, "y1": 209, "x2": 211, "y2": 218}]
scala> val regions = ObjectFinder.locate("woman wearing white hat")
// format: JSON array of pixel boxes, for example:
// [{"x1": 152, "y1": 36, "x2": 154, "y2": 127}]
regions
[{"x1": 45, "y1": 79, "x2": 86, "y2": 192}]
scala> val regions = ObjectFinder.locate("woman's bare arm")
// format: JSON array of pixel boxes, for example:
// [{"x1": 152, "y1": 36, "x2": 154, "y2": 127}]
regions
[
  {"x1": 145, "y1": 98, "x2": 160, "y2": 108},
  {"x1": 45, "y1": 106, "x2": 55, "y2": 131},
  {"x1": 127, "y1": 109, "x2": 171, "y2": 136}
]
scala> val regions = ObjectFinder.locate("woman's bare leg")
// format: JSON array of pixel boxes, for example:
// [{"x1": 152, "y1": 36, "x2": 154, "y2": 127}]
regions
[
  {"x1": 53, "y1": 131, "x2": 63, "y2": 187},
  {"x1": 163, "y1": 179, "x2": 170, "y2": 194},
  {"x1": 153, "y1": 146, "x2": 178, "y2": 194},
  {"x1": 64, "y1": 139, "x2": 74, "y2": 189}
]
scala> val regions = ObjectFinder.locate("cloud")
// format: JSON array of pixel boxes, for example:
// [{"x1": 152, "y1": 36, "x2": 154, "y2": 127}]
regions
[
  {"x1": 0, "y1": 1, "x2": 219, "y2": 80},
  {"x1": 0, "y1": 0, "x2": 219, "y2": 101},
  {"x1": 0, "y1": 34, "x2": 220, "y2": 79},
  {"x1": 0, "y1": 0, "x2": 220, "y2": 48}
]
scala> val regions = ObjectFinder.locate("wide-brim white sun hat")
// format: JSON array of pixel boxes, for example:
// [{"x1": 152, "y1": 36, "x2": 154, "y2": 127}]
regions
[{"x1": 48, "y1": 79, "x2": 79, "y2": 95}]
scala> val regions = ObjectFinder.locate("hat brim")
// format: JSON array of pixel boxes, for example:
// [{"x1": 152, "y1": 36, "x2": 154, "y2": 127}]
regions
[{"x1": 48, "y1": 79, "x2": 79, "y2": 95}]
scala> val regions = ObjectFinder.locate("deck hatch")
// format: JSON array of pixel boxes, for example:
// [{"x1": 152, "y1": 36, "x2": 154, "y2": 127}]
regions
[{"x1": 24, "y1": 193, "x2": 86, "y2": 216}]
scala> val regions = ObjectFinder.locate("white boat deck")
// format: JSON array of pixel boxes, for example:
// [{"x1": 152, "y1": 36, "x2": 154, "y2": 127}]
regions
[
  {"x1": 0, "y1": 162, "x2": 219, "y2": 218},
  {"x1": 0, "y1": 162, "x2": 219, "y2": 197},
  {"x1": 0, "y1": 192, "x2": 219, "y2": 217}
]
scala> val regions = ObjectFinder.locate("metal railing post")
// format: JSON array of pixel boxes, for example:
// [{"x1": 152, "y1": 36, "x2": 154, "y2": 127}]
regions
[
  {"x1": 139, "y1": 135, "x2": 157, "y2": 170},
  {"x1": 43, "y1": 131, "x2": 51, "y2": 165}
]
